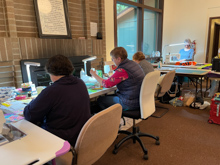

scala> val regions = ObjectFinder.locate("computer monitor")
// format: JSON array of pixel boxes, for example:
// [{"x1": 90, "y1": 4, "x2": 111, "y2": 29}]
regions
[{"x1": 212, "y1": 58, "x2": 220, "y2": 72}]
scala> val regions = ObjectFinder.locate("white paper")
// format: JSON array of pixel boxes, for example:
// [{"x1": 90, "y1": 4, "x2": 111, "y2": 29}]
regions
[
  {"x1": 90, "y1": 22, "x2": 97, "y2": 36},
  {"x1": 38, "y1": 0, "x2": 67, "y2": 35}
]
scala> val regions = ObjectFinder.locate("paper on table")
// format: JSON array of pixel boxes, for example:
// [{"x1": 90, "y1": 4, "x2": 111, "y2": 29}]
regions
[{"x1": 0, "y1": 100, "x2": 26, "y2": 115}]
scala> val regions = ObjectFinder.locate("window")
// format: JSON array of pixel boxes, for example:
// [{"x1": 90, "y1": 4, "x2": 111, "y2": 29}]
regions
[
  {"x1": 117, "y1": 4, "x2": 137, "y2": 59},
  {"x1": 144, "y1": 0, "x2": 159, "y2": 8},
  {"x1": 143, "y1": 10, "x2": 158, "y2": 56},
  {"x1": 114, "y1": 0, "x2": 163, "y2": 60}
]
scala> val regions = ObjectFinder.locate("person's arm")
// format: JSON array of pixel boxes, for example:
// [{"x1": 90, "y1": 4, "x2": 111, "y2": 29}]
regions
[
  {"x1": 90, "y1": 70, "x2": 104, "y2": 84},
  {"x1": 102, "y1": 68, "x2": 129, "y2": 88},
  {"x1": 23, "y1": 88, "x2": 52, "y2": 123},
  {"x1": 90, "y1": 68, "x2": 129, "y2": 88}
]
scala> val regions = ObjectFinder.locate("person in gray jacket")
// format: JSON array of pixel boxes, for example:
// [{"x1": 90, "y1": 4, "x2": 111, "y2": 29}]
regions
[{"x1": 133, "y1": 51, "x2": 154, "y2": 75}]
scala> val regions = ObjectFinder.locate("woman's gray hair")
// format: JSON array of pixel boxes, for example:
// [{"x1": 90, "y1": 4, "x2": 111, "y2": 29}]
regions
[{"x1": 184, "y1": 38, "x2": 192, "y2": 46}]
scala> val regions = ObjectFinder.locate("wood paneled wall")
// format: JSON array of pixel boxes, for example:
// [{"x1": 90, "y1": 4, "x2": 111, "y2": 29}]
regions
[
  {"x1": 0, "y1": 0, "x2": 7, "y2": 37},
  {"x1": 0, "y1": 0, "x2": 106, "y2": 88}
]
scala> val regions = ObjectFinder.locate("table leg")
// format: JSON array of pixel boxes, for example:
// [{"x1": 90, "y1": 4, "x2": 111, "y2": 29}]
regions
[
  {"x1": 195, "y1": 78, "x2": 198, "y2": 98},
  {"x1": 205, "y1": 77, "x2": 209, "y2": 97},
  {"x1": 200, "y1": 77, "x2": 203, "y2": 98}
]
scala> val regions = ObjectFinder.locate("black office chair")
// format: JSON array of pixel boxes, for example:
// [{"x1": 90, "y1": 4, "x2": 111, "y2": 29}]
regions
[{"x1": 113, "y1": 71, "x2": 160, "y2": 160}]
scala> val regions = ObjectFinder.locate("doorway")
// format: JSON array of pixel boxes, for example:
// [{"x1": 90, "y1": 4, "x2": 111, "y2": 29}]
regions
[{"x1": 206, "y1": 17, "x2": 220, "y2": 63}]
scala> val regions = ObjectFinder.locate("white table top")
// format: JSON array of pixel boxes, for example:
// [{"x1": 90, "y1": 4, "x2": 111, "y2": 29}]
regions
[
  {"x1": 0, "y1": 120, "x2": 70, "y2": 165},
  {"x1": 158, "y1": 68, "x2": 209, "y2": 76}
]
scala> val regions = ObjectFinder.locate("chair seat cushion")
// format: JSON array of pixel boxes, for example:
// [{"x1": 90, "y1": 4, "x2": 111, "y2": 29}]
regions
[{"x1": 122, "y1": 109, "x2": 141, "y2": 119}]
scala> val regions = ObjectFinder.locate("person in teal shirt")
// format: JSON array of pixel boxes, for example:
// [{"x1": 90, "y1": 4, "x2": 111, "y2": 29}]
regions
[
  {"x1": 177, "y1": 39, "x2": 195, "y2": 85},
  {"x1": 178, "y1": 39, "x2": 194, "y2": 61}
]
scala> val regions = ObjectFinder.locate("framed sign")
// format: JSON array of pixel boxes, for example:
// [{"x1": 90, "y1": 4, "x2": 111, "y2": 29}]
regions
[{"x1": 34, "y1": 0, "x2": 72, "y2": 39}]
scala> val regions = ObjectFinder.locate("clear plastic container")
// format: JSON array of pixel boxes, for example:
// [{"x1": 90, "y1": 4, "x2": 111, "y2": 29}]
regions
[{"x1": 80, "y1": 68, "x2": 85, "y2": 79}]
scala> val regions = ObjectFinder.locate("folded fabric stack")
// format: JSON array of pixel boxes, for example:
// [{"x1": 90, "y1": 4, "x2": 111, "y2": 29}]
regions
[{"x1": 0, "y1": 87, "x2": 16, "y2": 103}]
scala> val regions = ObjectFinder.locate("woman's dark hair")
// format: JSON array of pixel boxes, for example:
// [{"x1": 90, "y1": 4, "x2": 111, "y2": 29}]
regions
[
  {"x1": 133, "y1": 51, "x2": 145, "y2": 61},
  {"x1": 110, "y1": 47, "x2": 128, "y2": 61},
  {"x1": 45, "y1": 54, "x2": 74, "y2": 76}
]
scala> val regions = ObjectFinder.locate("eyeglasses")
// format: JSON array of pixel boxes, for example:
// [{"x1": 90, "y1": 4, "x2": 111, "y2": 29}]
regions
[{"x1": 111, "y1": 57, "x2": 116, "y2": 61}]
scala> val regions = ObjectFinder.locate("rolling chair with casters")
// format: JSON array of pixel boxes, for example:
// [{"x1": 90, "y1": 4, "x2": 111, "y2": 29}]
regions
[
  {"x1": 153, "y1": 70, "x2": 176, "y2": 118},
  {"x1": 55, "y1": 104, "x2": 122, "y2": 165},
  {"x1": 113, "y1": 71, "x2": 160, "y2": 160}
]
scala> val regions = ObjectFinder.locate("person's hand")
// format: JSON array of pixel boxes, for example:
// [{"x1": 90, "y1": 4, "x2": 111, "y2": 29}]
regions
[
  {"x1": 176, "y1": 54, "x2": 181, "y2": 59},
  {"x1": 90, "y1": 69, "x2": 97, "y2": 76}
]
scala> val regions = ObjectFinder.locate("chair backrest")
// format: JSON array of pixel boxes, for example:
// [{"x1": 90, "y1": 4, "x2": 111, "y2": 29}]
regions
[
  {"x1": 156, "y1": 70, "x2": 176, "y2": 97},
  {"x1": 74, "y1": 104, "x2": 122, "y2": 165},
  {"x1": 140, "y1": 70, "x2": 160, "y2": 119}
]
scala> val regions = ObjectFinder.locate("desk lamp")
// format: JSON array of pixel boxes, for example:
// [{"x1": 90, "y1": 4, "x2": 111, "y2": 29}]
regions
[
  {"x1": 82, "y1": 56, "x2": 97, "y2": 75},
  {"x1": 162, "y1": 43, "x2": 185, "y2": 62},
  {"x1": 24, "y1": 62, "x2": 41, "y2": 84}
]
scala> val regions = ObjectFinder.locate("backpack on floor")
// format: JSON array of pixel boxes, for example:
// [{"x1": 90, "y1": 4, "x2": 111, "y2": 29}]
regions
[{"x1": 158, "y1": 82, "x2": 181, "y2": 104}]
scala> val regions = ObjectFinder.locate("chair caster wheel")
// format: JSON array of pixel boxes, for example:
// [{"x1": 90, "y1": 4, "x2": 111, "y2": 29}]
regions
[
  {"x1": 208, "y1": 119, "x2": 213, "y2": 124},
  {"x1": 156, "y1": 140, "x2": 160, "y2": 145},
  {"x1": 113, "y1": 150, "x2": 118, "y2": 154},
  {"x1": 143, "y1": 154, "x2": 148, "y2": 160}
]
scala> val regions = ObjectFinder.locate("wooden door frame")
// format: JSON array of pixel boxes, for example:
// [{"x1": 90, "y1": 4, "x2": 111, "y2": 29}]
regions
[{"x1": 206, "y1": 17, "x2": 220, "y2": 62}]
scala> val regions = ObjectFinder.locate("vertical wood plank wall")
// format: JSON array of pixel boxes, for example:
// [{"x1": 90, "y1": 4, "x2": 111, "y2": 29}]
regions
[{"x1": 0, "y1": 0, "x2": 106, "y2": 88}]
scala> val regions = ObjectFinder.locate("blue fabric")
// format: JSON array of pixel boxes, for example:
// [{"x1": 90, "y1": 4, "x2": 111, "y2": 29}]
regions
[
  {"x1": 23, "y1": 75, "x2": 91, "y2": 146},
  {"x1": 116, "y1": 59, "x2": 145, "y2": 108},
  {"x1": 98, "y1": 95, "x2": 132, "y2": 111},
  {"x1": 179, "y1": 48, "x2": 194, "y2": 61}
]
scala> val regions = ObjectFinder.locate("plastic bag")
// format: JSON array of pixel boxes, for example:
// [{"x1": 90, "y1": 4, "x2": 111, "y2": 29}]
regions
[
  {"x1": 183, "y1": 91, "x2": 195, "y2": 107},
  {"x1": 169, "y1": 97, "x2": 183, "y2": 107},
  {"x1": 208, "y1": 80, "x2": 219, "y2": 98}
]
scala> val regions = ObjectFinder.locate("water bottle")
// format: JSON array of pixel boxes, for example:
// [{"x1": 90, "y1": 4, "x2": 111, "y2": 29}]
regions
[{"x1": 80, "y1": 68, "x2": 85, "y2": 79}]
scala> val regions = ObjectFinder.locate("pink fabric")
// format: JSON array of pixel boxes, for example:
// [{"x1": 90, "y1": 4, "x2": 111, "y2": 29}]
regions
[
  {"x1": 102, "y1": 68, "x2": 128, "y2": 88},
  {"x1": 55, "y1": 141, "x2": 71, "y2": 157}
]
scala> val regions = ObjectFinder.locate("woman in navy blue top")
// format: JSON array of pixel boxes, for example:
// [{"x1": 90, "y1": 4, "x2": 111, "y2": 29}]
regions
[{"x1": 23, "y1": 55, "x2": 91, "y2": 146}]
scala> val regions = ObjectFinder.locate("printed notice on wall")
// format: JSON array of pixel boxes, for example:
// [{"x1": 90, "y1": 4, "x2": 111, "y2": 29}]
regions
[
  {"x1": 37, "y1": 0, "x2": 67, "y2": 35},
  {"x1": 90, "y1": 22, "x2": 97, "y2": 36}
]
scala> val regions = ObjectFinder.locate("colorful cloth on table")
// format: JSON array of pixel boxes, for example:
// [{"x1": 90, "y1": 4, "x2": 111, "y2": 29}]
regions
[{"x1": 4, "y1": 114, "x2": 24, "y2": 123}]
